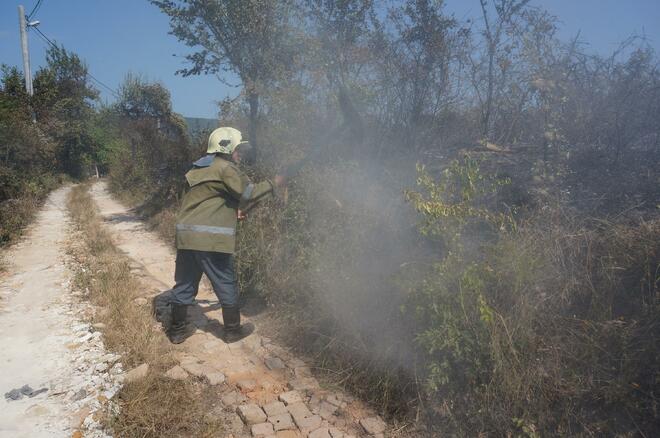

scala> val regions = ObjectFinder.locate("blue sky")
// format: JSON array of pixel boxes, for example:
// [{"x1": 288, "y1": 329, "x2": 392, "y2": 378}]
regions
[{"x1": 1, "y1": 0, "x2": 659, "y2": 119}]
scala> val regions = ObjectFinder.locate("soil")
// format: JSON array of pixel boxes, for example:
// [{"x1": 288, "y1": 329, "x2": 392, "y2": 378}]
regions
[{"x1": 0, "y1": 186, "x2": 118, "y2": 438}]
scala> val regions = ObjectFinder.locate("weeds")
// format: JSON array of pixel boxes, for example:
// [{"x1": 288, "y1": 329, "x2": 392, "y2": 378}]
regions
[
  {"x1": 66, "y1": 183, "x2": 223, "y2": 437},
  {"x1": 0, "y1": 173, "x2": 65, "y2": 247},
  {"x1": 405, "y1": 160, "x2": 660, "y2": 436},
  {"x1": 109, "y1": 154, "x2": 659, "y2": 436}
]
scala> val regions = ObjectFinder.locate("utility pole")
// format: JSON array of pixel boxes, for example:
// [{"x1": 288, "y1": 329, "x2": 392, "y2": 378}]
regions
[{"x1": 17, "y1": 5, "x2": 33, "y2": 96}]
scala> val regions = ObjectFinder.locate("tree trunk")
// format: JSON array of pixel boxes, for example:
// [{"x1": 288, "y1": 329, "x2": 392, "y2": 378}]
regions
[
  {"x1": 247, "y1": 91, "x2": 259, "y2": 162},
  {"x1": 483, "y1": 43, "x2": 495, "y2": 140}
]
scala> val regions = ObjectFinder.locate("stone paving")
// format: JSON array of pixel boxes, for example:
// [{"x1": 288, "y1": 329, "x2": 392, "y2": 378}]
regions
[{"x1": 90, "y1": 182, "x2": 391, "y2": 438}]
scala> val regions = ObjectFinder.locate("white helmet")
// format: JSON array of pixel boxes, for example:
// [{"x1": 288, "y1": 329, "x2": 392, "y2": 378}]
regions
[{"x1": 207, "y1": 127, "x2": 248, "y2": 155}]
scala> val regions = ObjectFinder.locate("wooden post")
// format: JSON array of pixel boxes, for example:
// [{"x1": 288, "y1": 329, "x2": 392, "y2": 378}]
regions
[{"x1": 17, "y1": 5, "x2": 33, "y2": 96}]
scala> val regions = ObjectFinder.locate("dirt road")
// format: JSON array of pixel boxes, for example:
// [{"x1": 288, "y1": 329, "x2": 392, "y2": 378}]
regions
[{"x1": 0, "y1": 187, "x2": 117, "y2": 438}]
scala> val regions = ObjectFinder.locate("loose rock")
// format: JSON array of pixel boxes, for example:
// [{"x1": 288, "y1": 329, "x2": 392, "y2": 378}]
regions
[
  {"x1": 70, "y1": 388, "x2": 87, "y2": 401},
  {"x1": 359, "y1": 417, "x2": 386, "y2": 435},
  {"x1": 164, "y1": 365, "x2": 188, "y2": 380},
  {"x1": 70, "y1": 405, "x2": 91, "y2": 429},
  {"x1": 124, "y1": 363, "x2": 149, "y2": 383},
  {"x1": 94, "y1": 362, "x2": 109, "y2": 373},
  {"x1": 318, "y1": 401, "x2": 338, "y2": 420},
  {"x1": 264, "y1": 357, "x2": 286, "y2": 370},
  {"x1": 180, "y1": 360, "x2": 206, "y2": 377},
  {"x1": 205, "y1": 371, "x2": 226, "y2": 385}
]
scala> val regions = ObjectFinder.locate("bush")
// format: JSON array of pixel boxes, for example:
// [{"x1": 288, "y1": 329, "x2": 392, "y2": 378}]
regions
[
  {"x1": 0, "y1": 170, "x2": 64, "y2": 246},
  {"x1": 111, "y1": 136, "x2": 659, "y2": 436},
  {"x1": 404, "y1": 158, "x2": 660, "y2": 436}
]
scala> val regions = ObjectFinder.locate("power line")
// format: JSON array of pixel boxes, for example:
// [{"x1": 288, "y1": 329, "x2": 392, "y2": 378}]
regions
[
  {"x1": 88, "y1": 74, "x2": 121, "y2": 99},
  {"x1": 26, "y1": 0, "x2": 44, "y2": 21},
  {"x1": 30, "y1": 25, "x2": 120, "y2": 99},
  {"x1": 32, "y1": 25, "x2": 55, "y2": 48}
]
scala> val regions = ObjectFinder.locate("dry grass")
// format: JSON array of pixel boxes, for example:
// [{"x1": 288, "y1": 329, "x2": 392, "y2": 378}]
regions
[
  {"x1": 410, "y1": 208, "x2": 660, "y2": 436},
  {"x1": 0, "y1": 173, "x2": 65, "y2": 248},
  {"x1": 107, "y1": 161, "x2": 660, "y2": 436},
  {"x1": 0, "y1": 254, "x2": 7, "y2": 274},
  {"x1": 66, "y1": 183, "x2": 223, "y2": 437},
  {"x1": 109, "y1": 374, "x2": 223, "y2": 438},
  {"x1": 145, "y1": 206, "x2": 178, "y2": 247},
  {"x1": 0, "y1": 196, "x2": 46, "y2": 248}
]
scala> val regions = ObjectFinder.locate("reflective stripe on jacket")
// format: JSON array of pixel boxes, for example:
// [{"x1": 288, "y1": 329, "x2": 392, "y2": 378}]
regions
[{"x1": 175, "y1": 155, "x2": 273, "y2": 253}]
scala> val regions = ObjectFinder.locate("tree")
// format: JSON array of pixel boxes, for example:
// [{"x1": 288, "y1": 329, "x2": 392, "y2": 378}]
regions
[
  {"x1": 302, "y1": 0, "x2": 376, "y2": 144},
  {"x1": 110, "y1": 74, "x2": 192, "y2": 205},
  {"x1": 471, "y1": 0, "x2": 530, "y2": 141},
  {"x1": 385, "y1": 0, "x2": 460, "y2": 152},
  {"x1": 33, "y1": 46, "x2": 99, "y2": 177},
  {"x1": 0, "y1": 66, "x2": 47, "y2": 192},
  {"x1": 150, "y1": 0, "x2": 296, "y2": 158}
]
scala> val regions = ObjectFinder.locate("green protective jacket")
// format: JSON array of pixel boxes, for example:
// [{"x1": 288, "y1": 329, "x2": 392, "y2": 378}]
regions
[{"x1": 175, "y1": 155, "x2": 273, "y2": 254}]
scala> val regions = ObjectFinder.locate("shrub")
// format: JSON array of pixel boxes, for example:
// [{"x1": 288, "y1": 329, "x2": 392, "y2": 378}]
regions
[{"x1": 404, "y1": 158, "x2": 660, "y2": 436}]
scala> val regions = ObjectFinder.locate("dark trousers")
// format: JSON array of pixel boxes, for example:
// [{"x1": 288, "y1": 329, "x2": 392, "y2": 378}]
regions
[{"x1": 167, "y1": 249, "x2": 238, "y2": 308}]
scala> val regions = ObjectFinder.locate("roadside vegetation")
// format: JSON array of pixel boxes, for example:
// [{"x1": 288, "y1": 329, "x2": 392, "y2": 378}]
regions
[
  {"x1": 1, "y1": 46, "x2": 103, "y2": 246},
  {"x1": 66, "y1": 184, "x2": 223, "y2": 437},
  {"x1": 2, "y1": 0, "x2": 658, "y2": 436},
  {"x1": 105, "y1": 1, "x2": 659, "y2": 436}
]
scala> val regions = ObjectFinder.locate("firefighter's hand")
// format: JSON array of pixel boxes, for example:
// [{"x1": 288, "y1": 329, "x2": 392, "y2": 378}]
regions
[
  {"x1": 237, "y1": 209, "x2": 248, "y2": 221},
  {"x1": 274, "y1": 174, "x2": 287, "y2": 187}
]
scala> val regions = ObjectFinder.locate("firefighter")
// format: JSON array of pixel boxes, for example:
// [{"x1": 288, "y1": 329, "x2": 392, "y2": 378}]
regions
[{"x1": 153, "y1": 127, "x2": 285, "y2": 344}]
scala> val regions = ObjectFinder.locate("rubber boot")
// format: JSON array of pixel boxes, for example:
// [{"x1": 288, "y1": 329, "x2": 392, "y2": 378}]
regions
[
  {"x1": 167, "y1": 303, "x2": 195, "y2": 344},
  {"x1": 221, "y1": 306, "x2": 254, "y2": 344},
  {"x1": 152, "y1": 291, "x2": 172, "y2": 325}
]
